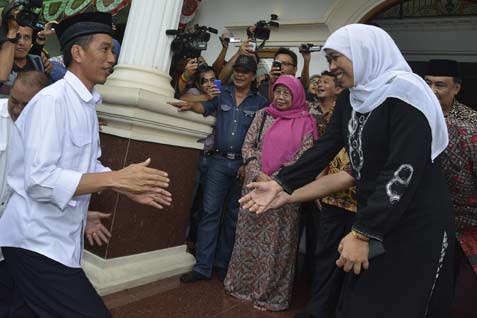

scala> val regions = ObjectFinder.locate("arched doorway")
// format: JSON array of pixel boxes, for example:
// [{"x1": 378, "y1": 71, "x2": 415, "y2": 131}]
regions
[{"x1": 361, "y1": 0, "x2": 477, "y2": 109}]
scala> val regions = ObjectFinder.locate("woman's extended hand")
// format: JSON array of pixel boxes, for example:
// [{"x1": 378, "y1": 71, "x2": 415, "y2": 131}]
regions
[{"x1": 239, "y1": 180, "x2": 283, "y2": 214}]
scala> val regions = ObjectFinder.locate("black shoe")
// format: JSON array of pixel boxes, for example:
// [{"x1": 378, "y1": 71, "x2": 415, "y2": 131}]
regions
[
  {"x1": 294, "y1": 312, "x2": 314, "y2": 318},
  {"x1": 216, "y1": 267, "x2": 227, "y2": 282},
  {"x1": 180, "y1": 271, "x2": 209, "y2": 283}
]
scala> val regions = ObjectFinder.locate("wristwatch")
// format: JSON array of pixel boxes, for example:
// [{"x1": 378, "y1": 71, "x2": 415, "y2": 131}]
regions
[{"x1": 6, "y1": 33, "x2": 19, "y2": 44}]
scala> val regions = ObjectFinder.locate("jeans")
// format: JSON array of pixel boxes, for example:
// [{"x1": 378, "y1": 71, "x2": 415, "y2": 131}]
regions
[
  {"x1": 193, "y1": 155, "x2": 242, "y2": 277},
  {"x1": 187, "y1": 152, "x2": 211, "y2": 244}
]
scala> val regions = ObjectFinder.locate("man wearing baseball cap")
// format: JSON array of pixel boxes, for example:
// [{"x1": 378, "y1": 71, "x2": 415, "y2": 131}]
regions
[
  {"x1": 171, "y1": 55, "x2": 268, "y2": 283},
  {"x1": 0, "y1": 12, "x2": 172, "y2": 318}
]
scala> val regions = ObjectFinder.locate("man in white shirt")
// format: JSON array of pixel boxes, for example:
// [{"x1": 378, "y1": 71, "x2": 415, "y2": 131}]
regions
[
  {"x1": 0, "y1": 70, "x2": 49, "y2": 318},
  {"x1": 0, "y1": 12, "x2": 172, "y2": 318},
  {"x1": 0, "y1": 70, "x2": 115, "y2": 317}
]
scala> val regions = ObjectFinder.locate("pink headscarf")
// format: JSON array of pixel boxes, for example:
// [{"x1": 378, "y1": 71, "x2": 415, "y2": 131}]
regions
[{"x1": 261, "y1": 75, "x2": 318, "y2": 175}]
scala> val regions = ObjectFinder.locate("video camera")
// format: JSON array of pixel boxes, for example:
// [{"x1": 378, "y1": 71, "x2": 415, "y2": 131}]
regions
[
  {"x1": 166, "y1": 25, "x2": 218, "y2": 58},
  {"x1": 299, "y1": 43, "x2": 323, "y2": 54},
  {"x1": 247, "y1": 14, "x2": 279, "y2": 41},
  {"x1": 2, "y1": 0, "x2": 44, "y2": 31}
]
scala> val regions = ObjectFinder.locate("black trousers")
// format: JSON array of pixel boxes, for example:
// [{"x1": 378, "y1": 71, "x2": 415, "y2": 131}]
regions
[
  {"x1": 305, "y1": 203, "x2": 355, "y2": 318},
  {"x1": 1, "y1": 247, "x2": 111, "y2": 318},
  {"x1": 452, "y1": 242, "x2": 477, "y2": 318},
  {"x1": 299, "y1": 201, "x2": 320, "y2": 277},
  {"x1": 0, "y1": 260, "x2": 13, "y2": 318}
]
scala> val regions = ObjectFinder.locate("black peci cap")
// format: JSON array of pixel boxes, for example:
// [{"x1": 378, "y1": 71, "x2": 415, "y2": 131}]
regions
[
  {"x1": 426, "y1": 59, "x2": 461, "y2": 78},
  {"x1": 56, "y1": 12, "x2": 113, "y2": 51}
]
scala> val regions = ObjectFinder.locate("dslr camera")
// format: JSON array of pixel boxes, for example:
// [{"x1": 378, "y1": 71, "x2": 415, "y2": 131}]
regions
[
  {"x1": 193, "y1": 59, "x2": 209, "y2": 73},
  {"x1": 247, "y1": 14, "x2": 279, "y2": 41},
  {"x1": 299, "y1": 43, "x2": 323, "y2": 53},
  {"x1": 2, "y1": 0, "x2": 44, "y2": 31},
  {"x1": 166, "y1": 25, "x2": 218, "y2": 58}
]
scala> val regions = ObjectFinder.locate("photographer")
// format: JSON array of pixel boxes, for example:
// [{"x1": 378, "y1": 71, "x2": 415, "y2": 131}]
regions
[
  {"x1": 0, "y1": 12, "x2": 19, "y2": 83},
  {"x1": 218, "y1": 37, "x2": 257, "y2": 84},
  {"x1": 181, "y1": 65, "x2": 217, "y2": 102},
  {"x1": 0, "y1": 24, "x2": 45, "y2": 96},
  {"x1": 260, "y1": 47, "x2": 311, "y2": 102},
  {"x1": 0, "y1": 2, "x2": 51, "y2": 96},
  {"x1": 177, "y1": 57, "x2": 199, "y2": 96}
]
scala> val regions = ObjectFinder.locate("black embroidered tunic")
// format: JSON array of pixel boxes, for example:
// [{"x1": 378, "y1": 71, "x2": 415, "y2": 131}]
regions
[{"x1": 276, "y1": 90, "x2": 455, "y2": 318}]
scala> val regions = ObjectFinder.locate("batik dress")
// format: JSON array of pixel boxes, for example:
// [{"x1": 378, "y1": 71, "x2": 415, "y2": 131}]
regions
[
  {"x1": 224, "y1": 108, "x2": 314, "y2": 311},
  {"x1": 276, "y1": 91, "x2": 455, "y2": 318}
]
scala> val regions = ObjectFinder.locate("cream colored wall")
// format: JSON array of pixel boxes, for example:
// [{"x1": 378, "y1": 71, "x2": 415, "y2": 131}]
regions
[
  {"x1": 375, "y1": 16, "x2": 477, "y2": 63},
  {"x1": 192, "y1": 0, "x2": 336, "y2": 76},
  {"x1": 192, "y1": 0, "x2": 388, "y2": 76}
]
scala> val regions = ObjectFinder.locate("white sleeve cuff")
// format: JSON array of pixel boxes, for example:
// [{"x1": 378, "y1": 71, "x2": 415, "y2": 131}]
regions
[{"x1": 54, "y1": 169, "x2": 83, "y2": 210}]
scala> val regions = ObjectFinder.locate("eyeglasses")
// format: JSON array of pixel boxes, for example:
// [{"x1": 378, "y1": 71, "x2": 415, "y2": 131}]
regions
[
  {"x1": 310, "y1": 79, "x2": 320, "y2": 84},
  {"x1": 277, "y1": 61, "x2": 296, "y2": 67},
  {"x1": 274, "y1": 89, "x2": 292, "y2": 99}
]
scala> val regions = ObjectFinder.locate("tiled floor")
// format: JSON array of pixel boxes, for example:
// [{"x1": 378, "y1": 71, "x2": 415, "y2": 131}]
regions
[
  {"x1": 102, "y1": 265, "x2": 477, "y2": 318},
  {"x1": 103, "y1": 272, "x2": 310, "y2": 318}
]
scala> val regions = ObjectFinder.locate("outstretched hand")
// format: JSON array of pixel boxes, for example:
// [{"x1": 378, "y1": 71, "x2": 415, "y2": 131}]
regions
[
  {"x1": 238, "y1": 180, "x2": 283, "y2": 214},
  {"x1": 169, "y1": 100, "x2": 193, "y2": 112},
  {"x1": 114, "y1": 158, "x2": 170, "y2": 194},
  {"x1": 126, "y1": 191, "x2": 172, "y2": 210},
  {"x1": 85, "y1": 211, "x2": 112, "y2": 246}
]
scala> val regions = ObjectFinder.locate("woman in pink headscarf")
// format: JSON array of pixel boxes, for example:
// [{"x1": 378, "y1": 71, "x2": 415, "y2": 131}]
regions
[{"x1": 224, "y1": 75, "x2": 318, "y2": 311}]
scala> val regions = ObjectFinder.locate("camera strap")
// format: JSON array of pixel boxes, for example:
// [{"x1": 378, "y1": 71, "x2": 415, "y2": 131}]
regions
[{"x1": 258, "y1": 111, "x2": 268, "y2": 141}]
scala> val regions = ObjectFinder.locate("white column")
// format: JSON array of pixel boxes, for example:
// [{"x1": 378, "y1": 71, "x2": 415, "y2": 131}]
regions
[
  {"x1": 105, "y1": 0, "x2": 182, "y2": 96},
  {"x1": 84, "y1": 1, "x2": 206, "y2": 294},
  {"x1": 96, "y1": 0, "x2": 214, "y2": 149},
  {"x1": 118, "y1": 0, "x2": 181, "y2": 71}
]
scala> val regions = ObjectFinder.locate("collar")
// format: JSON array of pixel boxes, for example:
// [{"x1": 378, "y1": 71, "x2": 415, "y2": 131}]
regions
[
  {"x1": 312, "y1": 100, "x2": 335, "y2": 115},
  {"x1": 0, "y1": 99, "x2": 9, "y2": 118},
  {"x1": 64, "y1": 71, "x2": 102, "y2": 105}
]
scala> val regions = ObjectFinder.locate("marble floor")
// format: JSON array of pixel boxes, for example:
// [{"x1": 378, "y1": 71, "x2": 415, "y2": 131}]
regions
[
  {"x1": 103, "y1": 266, "x2": 477, "y2": 318},
  {"x1": 103, "y1": 272, "x2": 310, "y2": 318}
]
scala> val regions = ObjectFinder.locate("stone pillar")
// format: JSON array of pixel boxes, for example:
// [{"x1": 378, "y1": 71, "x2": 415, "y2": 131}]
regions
[
  {"x1": 83, "y1": 0, "x2": 213, "y2": 295},
  {"x1": 106, "y1": 0, "x2": 181, "y2": 96}
]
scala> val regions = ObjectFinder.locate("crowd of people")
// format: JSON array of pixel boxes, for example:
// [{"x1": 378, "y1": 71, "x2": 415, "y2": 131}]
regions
[
  {"x1": 171, "y1": 23, "x2": 476, "y2": 318},
  {"x1": 0, "y1": 6, "x2": 474, "y2": 318}
]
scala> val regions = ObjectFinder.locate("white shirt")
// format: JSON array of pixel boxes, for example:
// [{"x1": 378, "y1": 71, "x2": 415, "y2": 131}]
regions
[
  {"x1": 0, "y1": 99, "x2": 13, "y2": 261},
  {"x1": 0, "y1": 71, "x2": 110, "y2": 268}
]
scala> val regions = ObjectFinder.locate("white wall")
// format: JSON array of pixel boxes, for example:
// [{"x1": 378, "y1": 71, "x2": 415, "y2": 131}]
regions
[
  {"x1": 191, "y1": 0, "x2": 477, "y2": 77},
  {"x1": 192, "y1": 0, "x2": 336, "y2": 77},
  {"x1": 375, "y1": 16, "x2": 477, "y2": 63}
]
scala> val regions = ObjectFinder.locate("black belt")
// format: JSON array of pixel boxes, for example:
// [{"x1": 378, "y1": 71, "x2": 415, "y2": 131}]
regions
[{"x1": 212, "y1": 150, "x2": 242, "y2": 160}]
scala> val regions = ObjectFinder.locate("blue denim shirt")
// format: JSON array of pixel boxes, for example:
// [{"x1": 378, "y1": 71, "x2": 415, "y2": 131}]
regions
[{"x1": 202, "y1": 85, "x2": 268, "y2": 154}]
